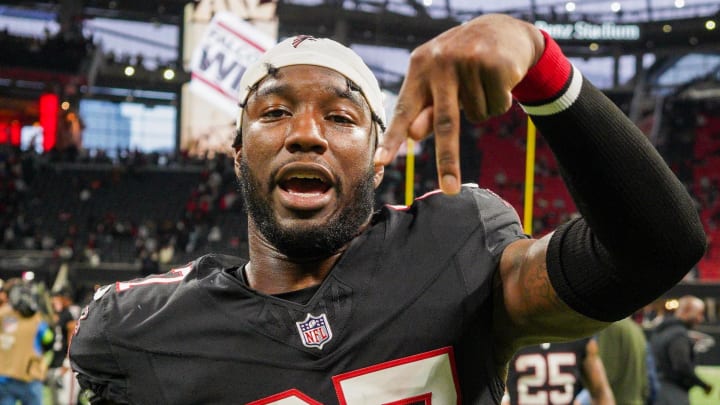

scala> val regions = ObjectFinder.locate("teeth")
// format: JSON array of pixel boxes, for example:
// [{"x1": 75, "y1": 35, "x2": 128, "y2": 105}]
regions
[
  {"x1": 287, "y1": 189, "x2": 321, "y2": 195},
  {"x1": 290, "y1": 173, "x2": 323, "y2": 181}
]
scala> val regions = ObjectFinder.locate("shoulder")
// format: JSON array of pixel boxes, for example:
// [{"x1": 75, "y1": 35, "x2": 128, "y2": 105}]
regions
[
  {"x1": 651, "y1": 320, "x2": 688, "y2": 344},
  {"x1": 555, "y1": 337, "x2": 592, "y2": 352},
  {"x1": 386, "y1": 184, "x2": 517, "y2": 213},
  {"x1": 83, "y1": 254, "x2": 246, "y2": 335},
  {"x1": 376, "y1": 186, "x2": 525, "y2": 273},
  {"x1": 379, "y1": 184, "x2": 526, "y2": 262},
  {"x1": 116, "y1": 253, "x2": 242, "y2": 293},
  {"x1": 383, "y1": 184, "x2": 523, "y2": 235},
  {"x1": 608, "y1": 318, "x2": 646, "y2": 339},
  {"x1": 369, "y1": 184, "x2": 525, "y2": 293},
  {"x1": 59, "y1": 309, "x2": 74, "y2": 323}
]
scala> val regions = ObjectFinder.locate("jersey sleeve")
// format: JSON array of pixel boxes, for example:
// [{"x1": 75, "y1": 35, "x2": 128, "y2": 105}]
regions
[
  {"x1": 408, "y1": 185, "x2": 527, "y2": 261},
  {"x1": 468, "y1": 186, "x2": 527, "y2": 256},
  {"x1": 69, "y1": 287, "x2": 129, "y2": 403},
  {"x1": 452, "y1": 185, "x2": 528, "y2": 291}
]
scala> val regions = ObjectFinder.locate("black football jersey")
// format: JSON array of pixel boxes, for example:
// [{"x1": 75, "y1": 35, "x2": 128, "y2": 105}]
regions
[
  {"x1": 505, "y1": 338, "x2": 592, "y2": 405},
  {"x1": 69, "y1": 185, "x2": 527, "y2": 404}
]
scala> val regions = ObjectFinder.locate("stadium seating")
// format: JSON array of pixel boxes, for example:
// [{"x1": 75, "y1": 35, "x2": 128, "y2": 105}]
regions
[{"x1": 1, "y1": 97, "x2": 718, "y2": 283}]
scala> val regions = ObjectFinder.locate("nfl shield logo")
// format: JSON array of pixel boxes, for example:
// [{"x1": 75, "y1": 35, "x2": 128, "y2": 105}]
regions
[{"x1": 296, "y1": 313, "x2": 333, "y2": 350}]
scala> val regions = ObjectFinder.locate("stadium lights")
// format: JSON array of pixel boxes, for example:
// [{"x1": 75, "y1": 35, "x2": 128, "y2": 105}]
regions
[
  {"x1": 610, "y1": 2, "x2": 622, "y2": 13},
  {"x1": 124, "y1": 65, "x2": 135, "y2": 77},
  {"x1": 665, "y1": 298, "x2": 679, "y2": 311},
  {"x1": 163, "y1": 68, "x2": 176, "y2": 81},
  {"x1": 674, "y1": 0, "x2": 685, "y2": 8},
  {"x1": 565, "y1": 1, "x2": 576, "y2": 12},
  {"x1": 706, "y1": 20, "x2": 717, "y2": 31}
]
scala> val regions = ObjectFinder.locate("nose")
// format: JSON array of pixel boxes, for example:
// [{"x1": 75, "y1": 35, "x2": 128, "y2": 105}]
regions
[{"x1": 285, "y1": 111, "x2": 328, "y2": 154}]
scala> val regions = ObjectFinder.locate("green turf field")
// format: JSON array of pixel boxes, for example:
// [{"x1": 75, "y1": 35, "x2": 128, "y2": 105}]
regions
[{"x1": 690, "y1": 366, "x2": 720, "y2": 405}]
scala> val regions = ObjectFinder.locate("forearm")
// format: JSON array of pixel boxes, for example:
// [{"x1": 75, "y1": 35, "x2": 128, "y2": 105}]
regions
[
  {"x1": 512, "y1": 32, "x2": 706, "y2": 322},
  {"x1": 680, "y1": 373, "x2": 710, "y2": 391},
  {"x1": 587, "y1": 372, "x2": 615, "y2": 405},
  {"x1": 583, "y1": 345, "x2": 616, "y2": 405},
  {"x1": 525, "y1": 74, "x2": 702, "y2": 270},
  {"x1": 590, "y1": 389, "x2": 615, "y2": 405}
]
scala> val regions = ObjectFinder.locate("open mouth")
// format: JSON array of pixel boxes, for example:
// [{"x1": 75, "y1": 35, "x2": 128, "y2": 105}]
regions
[
  {"x1": 279, "y1": 173, "x2": 331, "y2": 195},
  {"x1": 274, "y1": 163, "x2": 336, "y2": 211}
]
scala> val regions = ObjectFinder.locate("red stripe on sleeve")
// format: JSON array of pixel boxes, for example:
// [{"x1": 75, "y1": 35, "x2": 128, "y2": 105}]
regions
[{"x1": 511, "y1": 30, "x2": 572, "y2": 104}]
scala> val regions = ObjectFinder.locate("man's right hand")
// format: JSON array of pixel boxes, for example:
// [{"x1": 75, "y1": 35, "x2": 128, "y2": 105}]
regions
[{"x1": 374, "y1": 14, "x2": 544, "y2": 194}]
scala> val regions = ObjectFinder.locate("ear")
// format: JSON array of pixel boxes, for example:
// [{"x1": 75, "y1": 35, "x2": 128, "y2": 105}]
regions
[{"x1": 373, "y1": 163, "x2": 384, "y2": 189}]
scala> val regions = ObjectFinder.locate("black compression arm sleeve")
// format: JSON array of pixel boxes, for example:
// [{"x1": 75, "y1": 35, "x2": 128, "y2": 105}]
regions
[{"x1": 517, "y1": 59, "x2": 706, "y2": 322}]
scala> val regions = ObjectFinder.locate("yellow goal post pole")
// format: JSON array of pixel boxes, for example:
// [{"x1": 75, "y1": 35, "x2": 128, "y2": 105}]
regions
[
  {"x1": 405, "y1": 139, "x2": 415, "y2": 206},
  {"x1": 523, "y1": 117, "x2": 536, "y2": 236}
]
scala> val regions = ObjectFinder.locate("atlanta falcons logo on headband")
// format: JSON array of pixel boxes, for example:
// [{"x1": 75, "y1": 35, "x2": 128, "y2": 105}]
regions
[{"x1": 292, "y1": 35, "x2": 316, "y2": 48}]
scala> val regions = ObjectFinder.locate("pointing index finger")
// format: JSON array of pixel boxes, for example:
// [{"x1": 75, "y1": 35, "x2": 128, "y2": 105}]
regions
[
  {"x1": 374, "y1": 88, "x2": 424, "y2": 167},
  {"x1": 429, "y1": 67, "x2": 462, "y2": 195}
]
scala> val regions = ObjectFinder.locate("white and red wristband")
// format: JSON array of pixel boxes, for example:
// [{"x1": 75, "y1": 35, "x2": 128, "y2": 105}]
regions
[{"x1": 511, "y1": 30, "x2": 583, "y2": 116}]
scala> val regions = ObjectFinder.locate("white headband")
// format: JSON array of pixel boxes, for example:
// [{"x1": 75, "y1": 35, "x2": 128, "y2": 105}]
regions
[{"x1": 236, "y1": 36, "x2": 385, "y2": 141}]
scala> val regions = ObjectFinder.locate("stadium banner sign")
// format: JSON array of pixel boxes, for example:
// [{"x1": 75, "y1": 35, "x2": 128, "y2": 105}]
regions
[
  {"x1": 534, "y1": 20, "x2": 641, "y2": 41},
  {"x1": 181, "y1": 6, "x2": 276, "y2": 156},
  {"x1": 188, "y1": 12, "x2": 275, "y2": 116}
]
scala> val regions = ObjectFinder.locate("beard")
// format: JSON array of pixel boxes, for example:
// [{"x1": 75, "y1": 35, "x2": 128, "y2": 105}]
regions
[{"x1": 239, "y1": 157, "x2": 376, "y2": 259}]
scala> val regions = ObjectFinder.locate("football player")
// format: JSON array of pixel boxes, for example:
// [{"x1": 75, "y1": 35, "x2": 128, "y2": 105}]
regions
[
  {"x1": 70, "y1": 14, "x2": 705, "y2": 404},
  {"x1": 504, "y1": 338, "x2": 614, "y2": 405}
]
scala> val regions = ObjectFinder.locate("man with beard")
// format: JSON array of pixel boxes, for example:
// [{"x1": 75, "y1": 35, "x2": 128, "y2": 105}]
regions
[
  {"x1": 650, "y1": 296, "x2": 714, "y2": 405},
  {"x1": 69, "y1": 14, "x2": 706, "y2": 404}
]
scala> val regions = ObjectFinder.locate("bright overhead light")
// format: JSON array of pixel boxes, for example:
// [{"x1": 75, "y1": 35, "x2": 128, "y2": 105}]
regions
[
  {"x1": 610, "y1": 2, "x2": 622, "y2": 13},
  {"x1": 662, "y1": 24, "x2": 672, "y2": 33},
  {"x1": 162, "y1": 68, "x2": 175, "y2": 81},
  {"x1": 674, "y1": 0, "x2": 685, "y2": 8},
  {"x1": 589, "y1": 43, "x2": 599, "y2": 51},
  {"x1": 422, "y1": 0, "x2": 432, "y2": 6},
  {"x1": 565, "y1": 2, "x2": 576, "y2": 12},
  {"x1": 124, "y1": 66, "x2": 135, "y2": 76},
  {"x1": 706, "y1": 20, "x2": 717, "y2": 31}
]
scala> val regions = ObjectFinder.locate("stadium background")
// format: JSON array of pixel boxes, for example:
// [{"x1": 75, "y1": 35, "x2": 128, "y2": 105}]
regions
[{"x1": 0, "y1": 0, "x2": 719, "y2": 403}]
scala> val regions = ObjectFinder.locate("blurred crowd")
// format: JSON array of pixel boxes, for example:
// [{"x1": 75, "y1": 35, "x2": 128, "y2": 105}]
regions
[
  {"x1": 0, "y1": 26, "x2": 92, "y2": 74},
  {"x1": 2, "y1": 99, "x2": 719, "y2": 276},
  {"x1": 0, "y1": 145, "x2": 246, "y2": 272}
]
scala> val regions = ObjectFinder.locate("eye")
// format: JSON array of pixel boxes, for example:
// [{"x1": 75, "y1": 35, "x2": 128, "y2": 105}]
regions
[
  {"x1": 327, "y1": 114, "x2": 354, "y2": 125},
  {"x1": 262, "y1": 108, "x2": 290, "y2": 119}
]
